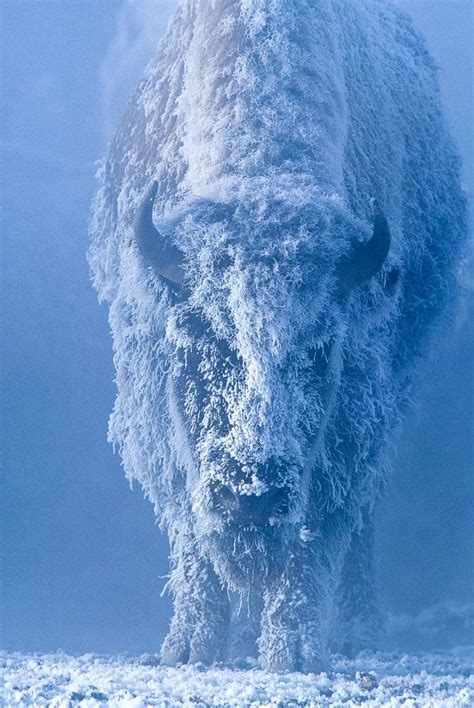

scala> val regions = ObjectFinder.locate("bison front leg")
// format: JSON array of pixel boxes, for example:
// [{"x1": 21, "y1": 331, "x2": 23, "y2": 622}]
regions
[
  {"x1": 161, "y1": 528, "x2": 230, "y2": 666},
  {"x1": 332, "y1": 512, "x2": 384, "y2": 656},
  {"x1": 228, "y1": 592, "x2": 263, "y2": 663},
  {"x1": 258, "y1": 544, "x2": 330, "y2": 673}
]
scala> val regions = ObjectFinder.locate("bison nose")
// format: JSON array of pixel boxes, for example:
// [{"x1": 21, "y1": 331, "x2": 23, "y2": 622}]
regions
[
  {"x1": 236, "y1": 487, "x2": 290, "y2": 524},
  {"x1": 212, "y1": 483, "x2": 289, "y2": 525}
]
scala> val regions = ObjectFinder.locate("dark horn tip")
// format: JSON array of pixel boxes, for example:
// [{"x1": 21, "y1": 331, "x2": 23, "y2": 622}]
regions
[{"x1": 148, "y1": 180, "x2": 159, "y2": 201}]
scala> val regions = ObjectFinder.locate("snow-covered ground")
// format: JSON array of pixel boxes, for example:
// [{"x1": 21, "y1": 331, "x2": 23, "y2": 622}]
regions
[{"x1": 1, "y1": 648, "x2": 472, "y2": 707}]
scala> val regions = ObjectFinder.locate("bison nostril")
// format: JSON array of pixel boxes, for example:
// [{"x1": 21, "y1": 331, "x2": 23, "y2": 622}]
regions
[
  {"x1": 210, "y1": 479, "x2": 290, "y2": 523},
  {"x1": 270, "y1": 487, "x2": 289, "y2": 514},
  {"x1": 211, "y1": 482, "x2": 239, "y2": 512},
  {"x1": 234, "y1": 487, "x2": 289, "y2": 524},
  {"x1": 240, "y1": 488, "x2": 288, "y2": 522}
]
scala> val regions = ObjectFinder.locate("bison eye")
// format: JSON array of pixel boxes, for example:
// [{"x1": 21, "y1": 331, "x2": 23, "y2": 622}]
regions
[
  {"x1": 307, "y1": 340, "x2": 332, "y2": 374},
  {"x1": 384, "y1": 266, "x2": 400, "y2": 289}
]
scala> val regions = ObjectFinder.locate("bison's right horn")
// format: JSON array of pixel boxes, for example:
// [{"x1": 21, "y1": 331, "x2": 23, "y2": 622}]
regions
[{"x1": 134, "y1": 180, "x2": 185, "y2": 287}]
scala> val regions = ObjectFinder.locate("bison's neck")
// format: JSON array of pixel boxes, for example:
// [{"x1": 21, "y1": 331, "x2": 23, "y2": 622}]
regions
[{"x1": 176, "y1": 0, "x2": 348, "y2": 197}]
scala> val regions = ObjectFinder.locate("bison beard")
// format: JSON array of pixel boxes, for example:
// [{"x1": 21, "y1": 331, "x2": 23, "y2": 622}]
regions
[{"x1": 89, "y1": 0, "x2": 468, "y2": 671}]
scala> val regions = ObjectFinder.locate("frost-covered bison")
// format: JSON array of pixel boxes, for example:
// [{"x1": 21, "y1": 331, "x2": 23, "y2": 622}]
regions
[{"x1": 89, "y1": 0, "x2": 467, "y2": 671}]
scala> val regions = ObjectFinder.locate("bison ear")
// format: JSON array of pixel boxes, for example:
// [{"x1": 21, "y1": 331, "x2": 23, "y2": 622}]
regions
[
  {"x1": 337, "y1": 201, "x2": 391, "y2": 292},
  {"x1": 134, "y1": 181, "x2": 185, "y2": 288}
]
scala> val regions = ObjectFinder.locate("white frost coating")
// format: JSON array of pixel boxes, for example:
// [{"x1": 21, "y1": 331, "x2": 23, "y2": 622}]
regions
[
  {"x1": 2, "y1": 649, "x2": 473, "y2": 706},
  {"x1": 89, "y1": 0, "x2": 468, "y2": 671}
]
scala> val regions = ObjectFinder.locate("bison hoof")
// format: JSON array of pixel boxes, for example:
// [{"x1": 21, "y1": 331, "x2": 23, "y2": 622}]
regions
[
  {"x1": 302, "y1": 653, "x2": 330, "y2": 675},
  {"x1": 160, "y1": 649, "x2": 188, "y2": 667},
  {"x1": 260, "y1": 657, "x2": 295, "y2": 672},
  {"x1": 160, "y1": 635, "x2": 190, "y2": 667},
  {"x1": 160, "y1": 638, "x2": 224, "y2": 667},
  {"x1": 260, "y1": 648, "x2": 329, "y2": 674},
  {"x1": 188, "y1": 648, "x2": 222, "y2": 666}
]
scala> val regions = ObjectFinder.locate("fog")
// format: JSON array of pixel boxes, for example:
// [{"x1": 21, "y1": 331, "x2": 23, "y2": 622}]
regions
[{"x1": 1, "y1": 0, "x2": 472, "y2": 653}]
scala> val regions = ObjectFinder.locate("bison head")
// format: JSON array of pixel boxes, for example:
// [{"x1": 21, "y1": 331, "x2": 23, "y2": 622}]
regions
[{"x1": 134, "y1": 180, "x2": 392, "y2": 582}]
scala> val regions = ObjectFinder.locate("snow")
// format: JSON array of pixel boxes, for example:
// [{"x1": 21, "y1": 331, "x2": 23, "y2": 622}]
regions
[{"x1": 2, "y1": 648, "x2": 472, "y2": 706}]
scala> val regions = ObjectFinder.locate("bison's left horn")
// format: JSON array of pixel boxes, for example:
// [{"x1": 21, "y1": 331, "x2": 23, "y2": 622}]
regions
[
  {"x1": 134, "y1": 180, "x2": 185, "y2": 287},
  {"x1": 337, "y1": 201, "x2": 391, "y2": 292}
]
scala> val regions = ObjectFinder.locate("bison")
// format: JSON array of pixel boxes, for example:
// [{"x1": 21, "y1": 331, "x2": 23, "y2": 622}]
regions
[{"x1": 89, "y1": 0, "x2": 467, "y2": 671}]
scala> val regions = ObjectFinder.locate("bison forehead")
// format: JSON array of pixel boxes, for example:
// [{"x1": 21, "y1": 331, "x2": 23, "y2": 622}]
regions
[
  {"x1": 167, "y1": 255, "x2": 338, "y2": 366},
  {"x1": 159, "y1": 190, "x2": 362, "y2": 356}
]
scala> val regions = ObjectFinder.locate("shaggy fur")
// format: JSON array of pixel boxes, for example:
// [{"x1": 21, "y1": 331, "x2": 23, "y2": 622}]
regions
[{"x1": 89, "y1": 0, "x2": 467, "y2": 671}]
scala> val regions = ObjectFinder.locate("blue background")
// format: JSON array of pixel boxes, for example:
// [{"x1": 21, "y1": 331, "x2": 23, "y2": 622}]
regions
[{"x1": 1, "y1": 0, "x2": 473, "y2": 653}]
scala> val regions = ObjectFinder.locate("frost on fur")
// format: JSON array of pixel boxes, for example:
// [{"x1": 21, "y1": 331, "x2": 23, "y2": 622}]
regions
[{"x1": 89, "y1": 0, "x2": 468, "y2": 670}]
